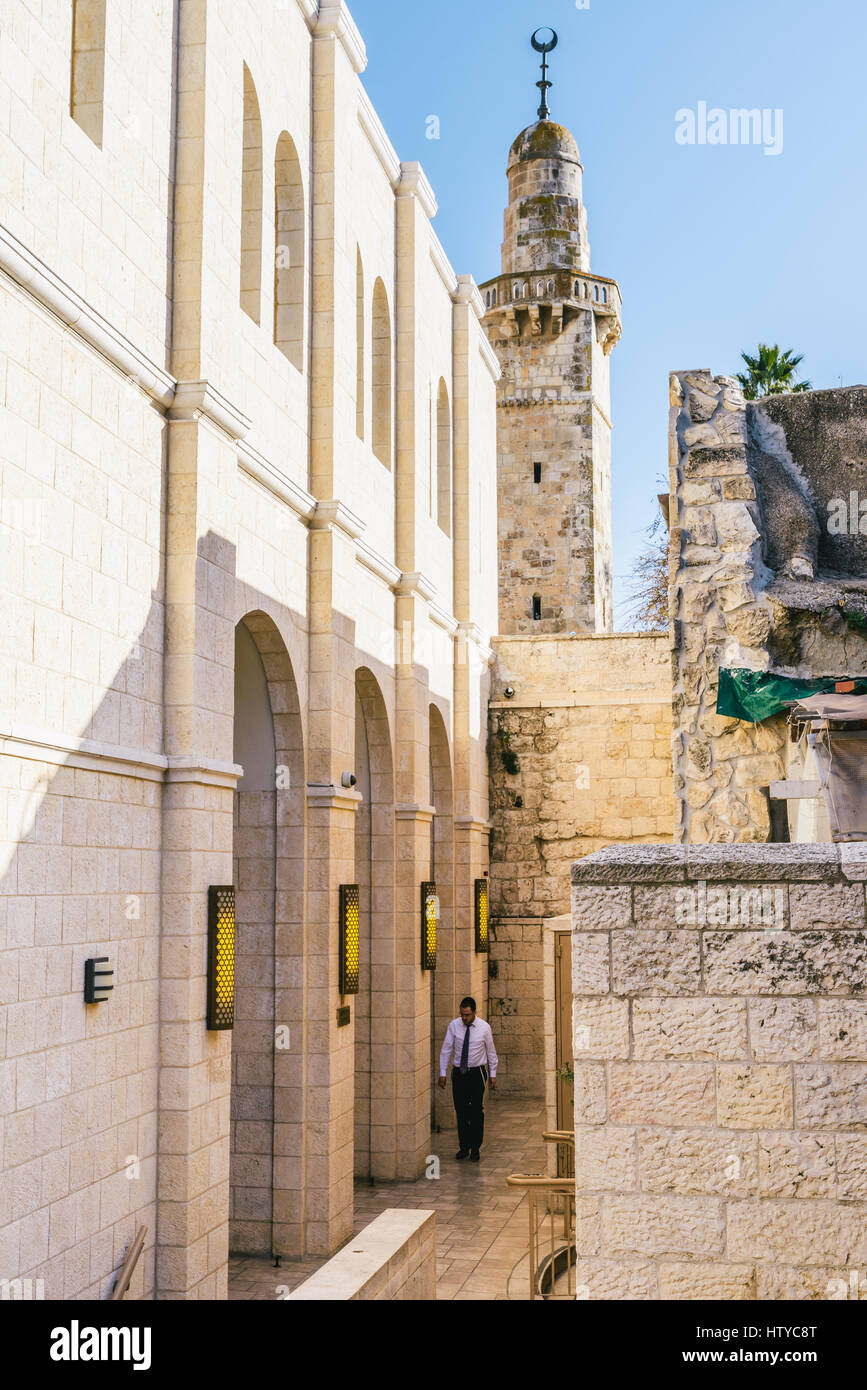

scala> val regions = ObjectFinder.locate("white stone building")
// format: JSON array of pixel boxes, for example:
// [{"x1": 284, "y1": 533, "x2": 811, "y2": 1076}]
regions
[{"x1": 0, "y1": 0, "x2": 499, "y2": 1298}]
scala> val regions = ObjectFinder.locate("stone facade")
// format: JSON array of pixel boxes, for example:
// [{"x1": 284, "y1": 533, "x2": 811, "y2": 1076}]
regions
[
  {"x1": 480, "y1": 121, "x2": 621, "y2": 637},
  {"x1": 668, "y1": 372, "x2": 867, "y2": 845},
  {"x1": 0, "y1": 0, "x2": 498, "y2": 1299},
  {"x1": 572, "y1": 844, "x2": 867, "y2": 1300},
  {"x1": 488, "y1": 635, "x2": 674, "y2": 1095}
]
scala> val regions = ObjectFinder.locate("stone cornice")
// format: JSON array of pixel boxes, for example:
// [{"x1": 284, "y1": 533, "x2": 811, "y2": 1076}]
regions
[
  {"x1": 0, "y1": 724, "x2": 168, "y2": 781},
  {"x1": 454, "y1": 816, "x2": 493, "y2": 834},
  {"x1": 357, "y1": 87, "x2": 401, "y2": 187},
  {"x1": 169, "y1": 380, "x2": 251, "y2": 441},
  {"x1": 165, "y1": 757, "x2": 244, "y2": 788},
  {"x1": 313, "y1": 0, "x2": 367, "y2": 74},
  {"x1": 454, "y1": 274, "x2": 485, "y2": 319},
  {"x1": 395, "y1": 804, "x2": 436, "y2": 822},
  {"x1": 237, "y1": 443, "x2": 317, "y2": 520},
  {"x1": 430, "y1": 236, "x2": 457, "y2": 297},
  {"x1": 395, "y1": 571, "x2": 438, "y2": 603},
  {"x1": 306, "y1": 784, "x2": 364, "y2": 811},
  {"x1": 399, "y1": 162, "x2": 438, "y2": 219},
  {"x1": 355, "y1": 538, "x2": 402, "y2": 589},
  {"x1": 428, "y1": 601, "x2": 459, "y2": 636},
  {"x1": 310, "y1": 499, "x2": 366, "y2": 540},
  {"x1": 0, "y1": 221, "x2": 175, "y2": 407}
]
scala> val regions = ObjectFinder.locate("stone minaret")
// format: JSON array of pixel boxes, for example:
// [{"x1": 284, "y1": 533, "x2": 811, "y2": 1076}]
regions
[{"x1": 481, "y1": 63, "x2": 621, "y2": 634}]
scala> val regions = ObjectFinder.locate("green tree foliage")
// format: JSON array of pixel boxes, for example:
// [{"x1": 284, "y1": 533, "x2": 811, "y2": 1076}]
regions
[{"x1": 735, "y1": 343, "x2": 812, "y2": 399}]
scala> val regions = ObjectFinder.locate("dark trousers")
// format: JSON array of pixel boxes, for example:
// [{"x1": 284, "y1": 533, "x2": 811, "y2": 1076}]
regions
[{"x1": 452, "y1": 1065, "x2": 488, "y2": 1154}]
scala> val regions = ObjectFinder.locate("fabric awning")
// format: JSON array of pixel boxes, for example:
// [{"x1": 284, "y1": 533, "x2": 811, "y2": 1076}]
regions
[
  {"x1": 717, "y1": 668, "x2": 867, "y2": 723},
  {"x1": 790, "y1": 693, "x2": 867, "y2": 722}
]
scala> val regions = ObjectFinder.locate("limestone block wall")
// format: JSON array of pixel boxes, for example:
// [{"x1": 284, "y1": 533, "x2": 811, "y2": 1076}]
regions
[
  {"x1": 287, "y1": 1208, "x2": 435, "y2": 1300},
  {"x1": 571, "y1": 843, "x2": 867, "y2": 1300},
  {"x1": 487, "y1": 633, "x2": 674, "y2": 1097}
]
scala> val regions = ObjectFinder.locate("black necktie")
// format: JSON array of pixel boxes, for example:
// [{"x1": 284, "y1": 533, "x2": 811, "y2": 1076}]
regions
[{"x1": 459, "y1": 1023, "x2": 471, "y2": 1074}]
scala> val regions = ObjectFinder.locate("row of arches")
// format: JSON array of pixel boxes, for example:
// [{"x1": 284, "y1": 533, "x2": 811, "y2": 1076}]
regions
[
  {"x1": 230, "y1": 611, "x2": 458, "y2": 1251},
  {"x1": 241, "y1": 65, "x2": 305, "y2": 371}
]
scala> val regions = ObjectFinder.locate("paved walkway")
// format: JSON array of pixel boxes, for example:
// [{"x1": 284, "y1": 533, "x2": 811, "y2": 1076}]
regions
[{"x1": 228, "y1": 1097, "x2": 548, "y2": 1301}]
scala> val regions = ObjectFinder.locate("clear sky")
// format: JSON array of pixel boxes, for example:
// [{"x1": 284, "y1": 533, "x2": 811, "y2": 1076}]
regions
[{"x1": 348, "y1": 0, "x2": 867, "y2": 627}]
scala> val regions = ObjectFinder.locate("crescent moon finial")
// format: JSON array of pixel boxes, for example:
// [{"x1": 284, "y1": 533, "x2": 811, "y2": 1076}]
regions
[{"x1": 530, "y1": 28, "x2": 559, "y2": 119}]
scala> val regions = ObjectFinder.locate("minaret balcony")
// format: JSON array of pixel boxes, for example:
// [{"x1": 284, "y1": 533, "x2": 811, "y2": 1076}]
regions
[{"x1": 479, "y1": 270, "x2": 622, "y2": 353}]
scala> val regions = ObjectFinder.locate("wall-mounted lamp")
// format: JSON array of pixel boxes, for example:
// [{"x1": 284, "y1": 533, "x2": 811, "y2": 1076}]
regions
[
  {"x1": 341, "y1": 771, "x2": 357, "y2": 788},
  {"x1": 84, "y1": 957, "x2": 114, "y2": 1004},
  {"x1": 474, "y1": 879, "x2": 490, "y2": 954},
  {"x1": 503, "y1": 686, "x2": 515, "y2": 700},
  {"x1": 421, "y1": 882, "x2": 437, "y2": 972},
  {"x1": 339, "y1": 884, "x2": 360, "y2": 995},
  {"x1": 207, "y1": 886, "x2": 235, "y2": 1031}
]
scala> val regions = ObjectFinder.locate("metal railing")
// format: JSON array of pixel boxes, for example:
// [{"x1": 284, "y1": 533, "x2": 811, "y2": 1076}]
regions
[
  {"x1": 506, "y1": 1130, "x2": 576, "y2": 1301},
  {"x1": 110, "y1": 1226, "x2": 147, "y2": 1301}
]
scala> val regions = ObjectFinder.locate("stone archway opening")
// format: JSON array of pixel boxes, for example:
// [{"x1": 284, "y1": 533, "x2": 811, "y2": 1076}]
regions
[
  {"x1": 231, "y1": 614, "x2": 305, "y2": 1257},
  {"x1": 353, "y1": 668, "x2": 396, "y2": 1181}
]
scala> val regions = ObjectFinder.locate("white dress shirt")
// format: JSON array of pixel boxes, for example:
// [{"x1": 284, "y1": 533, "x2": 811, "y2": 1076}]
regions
[{"x1": 439, "y1": 1016, "x2": 498, "y2": 1078}]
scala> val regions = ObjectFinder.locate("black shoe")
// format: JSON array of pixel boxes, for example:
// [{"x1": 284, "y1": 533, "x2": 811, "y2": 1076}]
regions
[
  {"x1": 455, "y1": 1150, "x2": 469, "y2": 1160},
  {"x1": 470, "y1": 1150, "x2": 480, "y2": 1162}
]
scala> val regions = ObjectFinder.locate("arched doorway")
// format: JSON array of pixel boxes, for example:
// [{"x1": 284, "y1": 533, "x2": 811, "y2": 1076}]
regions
[
  {"x1": 429, "y1": 704, "x2": 455, "y2": 1135},
  {"x1": 231, "y1": 613, "x2": 305, "y2": 1256},
  {"x1": 353, "y1": 669, "x2": 396, "y2": 1180}
]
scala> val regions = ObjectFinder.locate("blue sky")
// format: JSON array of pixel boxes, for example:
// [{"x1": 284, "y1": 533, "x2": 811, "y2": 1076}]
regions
[{"x1": 348, "y1": 0, "x2": 867, "y2": 626}]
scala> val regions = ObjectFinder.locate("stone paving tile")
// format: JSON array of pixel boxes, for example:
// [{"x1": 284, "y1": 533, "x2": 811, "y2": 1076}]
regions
[{"x1": 227, "y1": 1098, "x2": 547, "y2": 1300}]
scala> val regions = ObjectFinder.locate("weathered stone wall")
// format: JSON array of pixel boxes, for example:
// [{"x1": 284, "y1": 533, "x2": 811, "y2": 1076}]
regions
[
  {"x1": 669, "y1": 372, "x2": 867, "y2": 846},
  {"x1": 571, "y1": 843, "x2": 867, "y2": 1300},
  {"x1": 488, "y1": 634, "x2": 674, "y2": 1096}
]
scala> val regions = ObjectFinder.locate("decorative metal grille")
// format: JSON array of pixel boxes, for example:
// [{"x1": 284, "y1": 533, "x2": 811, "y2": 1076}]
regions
[
  {"x1": 207, "y1": 886, "x2": 235, "y2": 1031},
  {"x1": 421, "y1": 882, "x2": 437, "y2": 971},
  {"x1": 339, "y1": 884, "x2": 360, "y2": 995},
  {"x1": 474, "y1": 878, "x2": 490, "y2": 954}
]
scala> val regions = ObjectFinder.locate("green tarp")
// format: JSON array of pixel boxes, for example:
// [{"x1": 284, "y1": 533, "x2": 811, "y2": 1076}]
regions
[{"x1": 716, "y1": 668, "x2": 867, "y2": 723}]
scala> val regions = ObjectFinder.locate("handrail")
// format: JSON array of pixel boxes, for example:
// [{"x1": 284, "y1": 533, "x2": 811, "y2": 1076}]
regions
[
  {"x1": 109, "y1": 1226, "x2": 147, "y2": 1301},
  {"x1": 506, "y1": 1173, "x2": 573, "y2": 1189},
  {"x1": 505, "y1": 1177, "x2": 575, "y2": 1301},
  {"x1": 541, "y1": 1130, "x2": 574, "y2": 1144}
]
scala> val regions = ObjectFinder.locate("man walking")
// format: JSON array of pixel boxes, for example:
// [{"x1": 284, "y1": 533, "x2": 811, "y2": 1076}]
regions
[{"x1": 438, "y1": 996, "x2": 498, "y2": 1162}]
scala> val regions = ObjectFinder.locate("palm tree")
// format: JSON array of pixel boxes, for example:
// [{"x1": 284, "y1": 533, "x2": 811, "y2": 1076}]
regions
[{"x1": 735, "y1": 344, "x2": 812, "y2": 399}]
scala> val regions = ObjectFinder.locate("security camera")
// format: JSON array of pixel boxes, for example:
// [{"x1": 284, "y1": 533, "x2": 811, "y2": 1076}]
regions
[
  {"x1": 503, "y1": 686, "x2": 515, "y2": 699},
  {"x1": 341, "y1": 772, "x2": 357, "y2": 788}
]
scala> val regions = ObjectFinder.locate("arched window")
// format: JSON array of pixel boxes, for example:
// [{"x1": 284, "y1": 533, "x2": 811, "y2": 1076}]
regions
[
  {"x1": 71, "y1": 0, "x2": 106, "y2": 145},
  {"x1": 593, "y1": 285, "x2": 600, "y2": 302},
  {"x1": 547, "y1": 279, "x2": 555, "y2": 295},
  {"x1": 602, "y1": 286, "x2": 608, "y2": 304},
  {"x1": 532, "y1": 595, "x2": 542, "y2": 621},
  {"x1": 372, "y1": 278, "x2": 392, "y2": 468},
  {"x1": 356, "y1": 248, "x2": 364, "y2": 440},
  {"x1": 274, "y1": 132, "x2": 304, "y2": 371},
  {"x1": 513, "y1": 283, "x2": 520, "y2": 300},
  {"x1": 492, "y1": 288, "x2": 497, "y2": 306},
  {"x1": 240, "y1": 65, "x2": 263, "y2": 324},
  {"x1": 436, "y1": 379, "x2": 451, "y2": 537}
]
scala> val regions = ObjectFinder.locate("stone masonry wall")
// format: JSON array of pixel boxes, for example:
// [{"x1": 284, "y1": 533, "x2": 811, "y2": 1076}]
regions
[
  {"x1": 571, "y1": 843, "x2": 867, "y2": 1300},
  {"x1": 488, "y1": 634, "x2": 674, "y2": 1096},
  {"x1": 668, "y1": 370, "x2": 784, "y2": 844}
]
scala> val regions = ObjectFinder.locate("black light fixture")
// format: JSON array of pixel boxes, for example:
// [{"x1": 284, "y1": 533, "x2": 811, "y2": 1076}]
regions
[
  {"x1": 207, "y1": 886, "x2": 235, "y2": 1031},
  {"x1": 474, "y1": 878, "x2": 490, "y2": 954},
  {"x1": 421, "y1": 882, "x2": 437, "y2": 971},
  {"x1": 84, "y1": 957, "x2": 114, "y2": 1004},
  {"x1": 339, "y1": 884, "x2": 360, "y2": 995}
]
